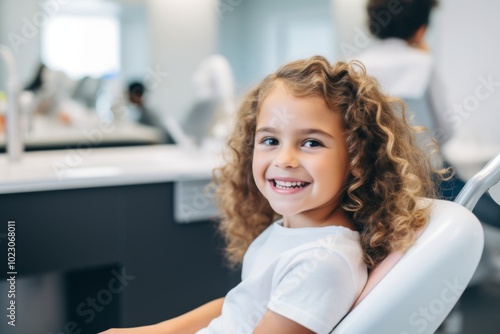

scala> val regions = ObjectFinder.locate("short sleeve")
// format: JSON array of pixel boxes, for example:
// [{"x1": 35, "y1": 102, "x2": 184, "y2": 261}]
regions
[{"x1": 268, "y1": 248, "x2": 356, "y2": 334}]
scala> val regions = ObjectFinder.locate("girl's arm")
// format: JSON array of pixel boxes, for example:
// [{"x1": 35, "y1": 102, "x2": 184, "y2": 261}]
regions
[
  {"x1": 253, "y1": 310, "x2": 314, "y2": 334},
  {"x1": 99, "y1": 297, "x2": 224, "y2": 334}
]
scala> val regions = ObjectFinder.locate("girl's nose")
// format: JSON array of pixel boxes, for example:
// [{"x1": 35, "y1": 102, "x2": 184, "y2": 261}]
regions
[{"x1": 274, "y1": 146, "x2": 299, "y2": 168}]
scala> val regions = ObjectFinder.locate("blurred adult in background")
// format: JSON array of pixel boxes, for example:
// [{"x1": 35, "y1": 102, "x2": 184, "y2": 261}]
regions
[
  {"x1": 356, "y1": 0, "x2": 452, "y2": 147},
  {"x1": 25, "y1": 63, "x2": 75, "y2": 115},
  {"x1": 25, "y1": 63, "x2": 86, "y2": 126},
  {"x1": 128, "y1": 82, "x2": 156, "y2": 126},
  {"x1": 25, "y1": 63, "x2": 46, "y2": 93},
  {"x1": 126, "y1": 81, "x2": 171, "y2": 143},
  {"x1": 25, "y1": 63, "x2": 56, "y2": 116},
  {"x1": 355, "y1": 0, "x2": 499, "y2": 227}
]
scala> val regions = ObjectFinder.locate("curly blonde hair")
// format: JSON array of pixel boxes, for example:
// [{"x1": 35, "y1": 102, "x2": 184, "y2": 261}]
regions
[{"x1": 213, "y1": 56, "x2": 445, "y2": 270}]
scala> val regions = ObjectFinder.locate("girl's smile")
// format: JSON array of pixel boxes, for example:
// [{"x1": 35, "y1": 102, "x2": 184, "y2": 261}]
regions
[
  {"x1": 269, "y1": 177, "x2": 311, "y2": 194},
  {"x1": 252, "y1": 82, "x2": 351, "y2": 228}
]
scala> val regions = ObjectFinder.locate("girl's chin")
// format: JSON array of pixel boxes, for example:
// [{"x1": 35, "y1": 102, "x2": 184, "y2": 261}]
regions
[{"x1": 269, "y1": 205, "x2": 300, "y2": 217}]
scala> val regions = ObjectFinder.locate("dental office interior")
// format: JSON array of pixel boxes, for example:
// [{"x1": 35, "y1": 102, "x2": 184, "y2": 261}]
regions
[{"x1": 0, "y1": 0, "x2": 499, "y2": 333}]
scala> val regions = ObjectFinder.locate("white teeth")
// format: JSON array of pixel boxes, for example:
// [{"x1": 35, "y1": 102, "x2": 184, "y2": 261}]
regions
[{"x1": 274, "y1": 180, "x2": 307, "y2": 188}]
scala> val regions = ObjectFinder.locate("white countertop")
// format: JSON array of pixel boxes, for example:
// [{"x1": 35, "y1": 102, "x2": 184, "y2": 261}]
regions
[
  {"x1": 0, "y1": 145, "x2": 222, "y2": 194},
  {"x1": 0, "y1": 115, "x2": 164, "y2": 148}
]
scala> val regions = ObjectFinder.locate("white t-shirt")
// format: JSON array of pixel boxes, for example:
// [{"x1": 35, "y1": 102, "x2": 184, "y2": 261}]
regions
[
  {"x1": 354, "y1": 38, "x2": 433, "y2": 100},
  {"x1": 196, "y1": 219, "x2": 367, "y2": 334}
]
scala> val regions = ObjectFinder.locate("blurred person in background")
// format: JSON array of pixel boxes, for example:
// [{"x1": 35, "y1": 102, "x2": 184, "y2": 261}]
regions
[
  {"x1": 127, "y1": 82, "x2": 157, "y2": 127},
  {"x1": 355, "y1": 0, "x2": 450, "y2": 146},
  {"x1": 126, "y1": 81, "x2": 171, "y2": 143},
  {"x1": 25, "y1": 63, "x2": 75, "y2": 116},
  {"x1": 25, "y1": 63, "x2": 89, "y2": 126},
  {"x1": 355, "y1": 0, "x2": 499, "y2": 228}
]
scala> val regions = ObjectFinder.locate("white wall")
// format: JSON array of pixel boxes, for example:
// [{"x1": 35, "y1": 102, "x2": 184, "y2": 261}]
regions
[
  {"x1": 120, "y1": 4, "x2": 150, "y2": 83},
  {"x1": 146, "y1": 0, "x2": 218, "y2": 122},
  {"x1": 0, "y1": 0, "x2": 42, "y2": 91},
  {"x1": 437, "y1": 0, "x2": 500, "y2": 144},
  {"x1": 331, "y1": 0, "x2": 371, "y2": 60},
  {"x1": 218, "y1": 0, "x2": 335, "y2": 94}
]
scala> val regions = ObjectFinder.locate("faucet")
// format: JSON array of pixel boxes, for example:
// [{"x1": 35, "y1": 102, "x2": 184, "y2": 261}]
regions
[{"x1": 0, "y1": 45, "x2": 23, "y2": 161}]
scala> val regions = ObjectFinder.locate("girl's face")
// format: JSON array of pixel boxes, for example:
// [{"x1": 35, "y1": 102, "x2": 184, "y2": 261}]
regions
[{"x1": 252, "y1": 82, "x2": 349, "y2": 225}]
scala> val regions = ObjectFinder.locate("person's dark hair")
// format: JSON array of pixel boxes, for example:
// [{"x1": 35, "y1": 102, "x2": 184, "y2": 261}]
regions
[
  {"x1": 25, "y1": 63, "x2": 47, "y2": 92},
  {"x1": 367, "y1": 0, "x2": 438, "y2": 40},
  {"x1": 128, "y1": 81, "x2": 145, "y2": 97}
]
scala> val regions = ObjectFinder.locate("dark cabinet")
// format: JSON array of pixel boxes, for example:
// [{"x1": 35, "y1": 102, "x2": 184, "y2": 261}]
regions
[{"x1": 0, "y1": 182, "x2": 240, "y2": 333}]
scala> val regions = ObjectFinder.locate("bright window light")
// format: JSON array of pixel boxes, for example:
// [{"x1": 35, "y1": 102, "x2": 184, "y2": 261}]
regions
[{"x1": 42, "y1": 15, "x2": 120, "y2": 79}]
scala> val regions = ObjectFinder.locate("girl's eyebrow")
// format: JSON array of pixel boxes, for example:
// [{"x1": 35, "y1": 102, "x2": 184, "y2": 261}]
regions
[
  {"x1": 255, "y1": 127, "x2": 334, "y2": 139},
  {"x1": 255, "y1": 127, "x2": 278, "y2": 134},
  {"x1": 297, "y1": 128, "x2": 334, "y2": 139}
]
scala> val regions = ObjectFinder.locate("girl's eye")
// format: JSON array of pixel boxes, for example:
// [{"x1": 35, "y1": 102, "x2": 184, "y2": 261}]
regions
[
  {"x1": 303, "y1": 139, "x2": 323, "y2": 148},
  {"x1": 261, "y1": 137, "x2": 279, "y2": 146}
]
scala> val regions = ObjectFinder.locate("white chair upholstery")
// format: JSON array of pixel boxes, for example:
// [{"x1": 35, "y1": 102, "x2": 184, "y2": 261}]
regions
[
  {"x1": 332, "y1": 199, "x2": 483, "y2": 334},
  {"x1": 333, "y1": 153, "x2": 500, "y2": 334}
]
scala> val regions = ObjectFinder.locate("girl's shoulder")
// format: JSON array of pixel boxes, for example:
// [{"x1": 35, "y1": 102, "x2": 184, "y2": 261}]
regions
[
  {"x1": 271, "y1": 230, "x2": 368, "y2": 292},
  {"x1": 269, "y1": 221, "x2": 363, "y2": 268}
]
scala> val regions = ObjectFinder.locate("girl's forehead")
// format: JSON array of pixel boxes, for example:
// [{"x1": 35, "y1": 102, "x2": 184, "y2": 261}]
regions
[
  {"x1": 256, "y1": 84, "x2": 344, "y2": 130},
  {"x1": 258, "y1": 82, "x2": 333, "y2": 116}
]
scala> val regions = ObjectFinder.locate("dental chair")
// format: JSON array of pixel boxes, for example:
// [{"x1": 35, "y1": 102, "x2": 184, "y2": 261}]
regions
[{"x1": 332, "y1": 153, "x2": 500, "y2": 334}]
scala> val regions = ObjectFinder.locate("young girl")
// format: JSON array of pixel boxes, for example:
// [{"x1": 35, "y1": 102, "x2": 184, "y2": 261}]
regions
[{"x1": 101, "y1": 56, "x2": 443, "y2": 334}]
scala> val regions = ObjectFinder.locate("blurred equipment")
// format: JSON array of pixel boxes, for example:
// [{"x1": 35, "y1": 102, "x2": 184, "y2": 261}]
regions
[
  {"x1": 182, "y1": 54, "x2": 236, "y2": 147},
  {"x1": 72, "y1": 76, "x2": 102, "y2": 110}
]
